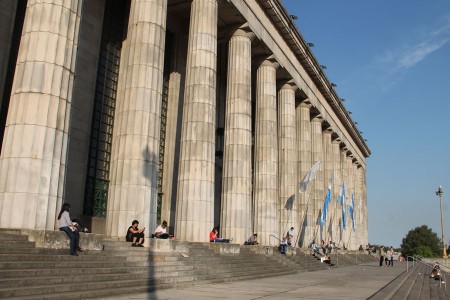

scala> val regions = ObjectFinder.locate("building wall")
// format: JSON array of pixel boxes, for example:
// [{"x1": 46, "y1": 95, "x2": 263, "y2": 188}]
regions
[{"x1": 0, "y1": 0, "x2": 369, "y2": 248}]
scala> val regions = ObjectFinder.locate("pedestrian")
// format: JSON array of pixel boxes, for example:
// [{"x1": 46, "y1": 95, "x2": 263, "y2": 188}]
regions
[
  {"x1": 379, "y1": 246, "x2": 385, "y2": 267},
  {"x1": 389, "y1": 247, "x2": 394, "y2": 267}
]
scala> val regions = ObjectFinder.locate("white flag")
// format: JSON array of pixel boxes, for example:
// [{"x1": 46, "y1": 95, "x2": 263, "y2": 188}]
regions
[{"x1": 299, "y1": 161, "x2": 321, "y2": 193}]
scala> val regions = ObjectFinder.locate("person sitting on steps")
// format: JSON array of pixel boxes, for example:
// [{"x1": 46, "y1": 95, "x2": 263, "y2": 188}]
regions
[
  {"x1": 126, "y1": 220, "x2": 145, "y2": 247},
  {"x1": 154, "y1": 220, "x2": 170, "y2": 239},
  {"x1": 209, "y1": 228, "x2": 231, "y2": 243},
  {"x1": 57, "y1": 203, "x2": 83, "y2": 256},
  {"x1": 244, "y1": 233, "x2": 259, "y2": 245}
]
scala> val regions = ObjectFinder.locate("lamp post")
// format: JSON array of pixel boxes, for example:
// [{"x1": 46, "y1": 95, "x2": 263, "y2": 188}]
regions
[{"x1": 436, "y1": 186, "x2": 448, "y2": 259}]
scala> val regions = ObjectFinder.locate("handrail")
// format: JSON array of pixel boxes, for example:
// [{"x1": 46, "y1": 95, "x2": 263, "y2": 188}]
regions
[{"x1": 407, "y1": 255, "x2": 447, "y2": 291}]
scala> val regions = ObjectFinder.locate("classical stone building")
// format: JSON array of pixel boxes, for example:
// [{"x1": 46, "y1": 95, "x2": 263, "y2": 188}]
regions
[{"x1": 0, "y1": 0, "x2": 370, "y2": 249}]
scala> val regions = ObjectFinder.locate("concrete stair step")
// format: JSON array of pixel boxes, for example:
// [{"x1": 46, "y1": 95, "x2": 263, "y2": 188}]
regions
[
  {"x1": 0, "y1": 267, "x2": 204, "y2": 289},
  {"x1": 0, "y1": 248, "x2": 69, "y2": 255},
  {"x1": 391, "y1": 265, "x2": 426, "y2": 300},
  {"x1": 0, "y1": 275, "x2": 197, "y2": 298},
  {"x1": 0, "y1": 253, "x2": 126, "y2": 262},
  {"x1": 6, "y1": 281, "x2": 191, "y2": 300},
  {"x1": 0, "y1": 233, "x2": 28, "y2": 241},
  {"x1": 417, "y1": 273, "x2": 431, "y2": 300},
  {"x1": 0, "y1": 263, "x2": 194, "y2": 279},
  {"x1": 0, "y1": 240, "x2": 36, "y2": 248}
]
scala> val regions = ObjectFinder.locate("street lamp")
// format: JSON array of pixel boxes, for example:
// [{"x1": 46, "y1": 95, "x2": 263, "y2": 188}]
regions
[{"x1": 436, "y1": 186, "x2": 448, "y2": 258}]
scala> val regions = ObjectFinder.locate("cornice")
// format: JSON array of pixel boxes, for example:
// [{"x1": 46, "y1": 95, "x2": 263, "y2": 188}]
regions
[{"x1": 255, "y1": 0, "x2": 371, "y2": 157}]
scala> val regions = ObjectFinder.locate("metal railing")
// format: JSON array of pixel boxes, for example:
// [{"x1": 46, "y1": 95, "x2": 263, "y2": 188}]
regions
[{"x1": 407, "y1": 256, "x2": 447, "y2": 290}]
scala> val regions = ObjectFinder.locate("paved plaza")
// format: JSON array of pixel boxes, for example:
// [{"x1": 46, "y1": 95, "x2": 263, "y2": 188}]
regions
[{"x1": 107, "y1": 262, "x2": 405, "y2": 300}]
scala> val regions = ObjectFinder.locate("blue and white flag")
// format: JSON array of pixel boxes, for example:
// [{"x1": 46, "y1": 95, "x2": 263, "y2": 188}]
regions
[
  {"x1": 348, "y1": 193, "x2": 355, "y2": 231},
  {"x1": 341, "y1": 185, "x2": 347, "y2": 230},
  {"x1": 337, "y1": 183, "x2": 345, "y2": 205},
  {"x1": 299, "y1": 161, "x2": 321, "y2": 193},
  {"x1": 320, "y1": 180, "x2": 332, "y2": 226}
]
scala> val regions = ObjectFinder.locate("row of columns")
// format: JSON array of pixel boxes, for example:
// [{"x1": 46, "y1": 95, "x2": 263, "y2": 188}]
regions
[{"x1": 0, "y1": 0, "x2": 368, "y2": 248}]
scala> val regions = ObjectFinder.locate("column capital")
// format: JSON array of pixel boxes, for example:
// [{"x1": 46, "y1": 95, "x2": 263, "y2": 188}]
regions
[
  {"x1": 230, "y1": 23, "x2": 256, "y2": 40},
  {"x1": 298, "y1": 100, "x2": 312, "y2": 108},
  {"x1": 255, "y1": 55, "x2": 279, "y2": 69},
  {"x1": 332, "y1": 137, "x2": 342, "y2": 144},
  {"x1": 278, "y1": 79, "x2": 298, "y2": 91},
  {"x1": 311, "y1": 114, "x2": 323, "y2": 123}
]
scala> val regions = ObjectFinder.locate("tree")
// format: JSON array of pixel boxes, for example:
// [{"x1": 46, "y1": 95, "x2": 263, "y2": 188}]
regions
[{"x1": 400, "y1": 225, "x2": 442, "y2": 258}]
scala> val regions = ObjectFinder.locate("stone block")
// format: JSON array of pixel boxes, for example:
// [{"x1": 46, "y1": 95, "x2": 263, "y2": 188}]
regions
[
  {"x1": 208, "y1": 242, "x2": 240, "y2": 254},
  {"x1": 24, "y1": 229, "x2": 103, "y2": 250}
]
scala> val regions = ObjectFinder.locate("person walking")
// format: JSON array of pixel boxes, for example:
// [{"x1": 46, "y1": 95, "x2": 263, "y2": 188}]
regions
[{"x1": 379, "y1": 246, "x2": 385, "y2": 267}]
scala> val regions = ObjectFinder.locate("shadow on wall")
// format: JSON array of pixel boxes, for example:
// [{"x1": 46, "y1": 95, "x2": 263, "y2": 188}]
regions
[{"x1": 142, "y1": 145, "x2": 159, "y2": 233}]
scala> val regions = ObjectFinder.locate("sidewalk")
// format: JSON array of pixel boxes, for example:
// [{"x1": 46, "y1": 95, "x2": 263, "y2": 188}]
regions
[{"x1": 105, "y1": 262, "x2": 406, "y2": 300}]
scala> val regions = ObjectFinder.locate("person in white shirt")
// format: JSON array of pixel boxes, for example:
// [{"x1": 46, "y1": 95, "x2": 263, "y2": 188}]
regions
[
  {"x1": 57, "y1": 203, "x2": 82, "y2": 256},
  {"x1": 154, "y1": 220, "x2": 170, "y2": 239}
]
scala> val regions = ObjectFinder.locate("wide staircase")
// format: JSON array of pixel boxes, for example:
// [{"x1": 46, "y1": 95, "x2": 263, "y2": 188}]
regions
[
  {"x1": 369, "y1": 260, "x2": 450, "y2": 300},
  {"x1": 270, "y1": 249, "x2": 379, "y2": 271},
  {"x1": 0, "y1": 230, "x2": 297, "y2": 299}
]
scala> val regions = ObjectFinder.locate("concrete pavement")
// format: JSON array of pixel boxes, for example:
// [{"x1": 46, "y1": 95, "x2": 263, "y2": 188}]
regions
[{"x1": 105, "y1": 261, "x2": 406, "y2": 300}]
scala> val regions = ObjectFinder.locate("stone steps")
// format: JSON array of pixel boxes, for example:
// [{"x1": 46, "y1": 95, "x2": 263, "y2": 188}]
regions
[
  {"x1": 370, "y1": 262, "x2": 450, "y2": 300},
  {"x1": 0, "y1": 231, "x2": 298, "y2": 299}
]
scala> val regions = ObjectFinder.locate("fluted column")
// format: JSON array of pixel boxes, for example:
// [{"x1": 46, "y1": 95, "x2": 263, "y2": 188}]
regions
[
  {"x1": 362, "y1": 167, "x2": 368, "y2": 246},
  {"x1": 161, "y1": 70, "x2": 181, "y2": 227},
  {"x1": 339, "y1": 148, "x2": 348, "y2": 245},
  {"x1": 331, "y1": 138, "x2": 341, "y2": 243},
  {"x1": 106, "y1": 0, "x2": 168, "y2": 237},
  {"x1": 254, "y1": 58, "x2": 279, "y2": 246},
  {"x1": 175, "y1": 0, "x2": 217, "y2": 242},
  {"x1": 296, "y1": 102, "x2": 311, "y2": 247},
  {"x1": 345, "y1": 154, "x2": 354, "y2": 248},
  {"x1": 322, "y1": 129, "x2": 333, "y2": 241},
  {"x1": 0, "y1": 0, "x2": 82, "y2": 229},
  {"x1": 311, "y1": 116, "x2": 324, "y2": 241},
  {"x1": 220, "y1": 28, "x2": 253, "y2": 243},
  {"x1": 278, "y1": 81, "x2": 298, "y2": 240}
]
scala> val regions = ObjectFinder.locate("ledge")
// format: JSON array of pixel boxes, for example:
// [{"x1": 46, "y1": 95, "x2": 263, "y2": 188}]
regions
[
  {"x1": 207, "y1": 242, "x2": 241, "y2": 254},
  {"x1": 24, "y1": 230, "x2": 104, "y2": 250}
]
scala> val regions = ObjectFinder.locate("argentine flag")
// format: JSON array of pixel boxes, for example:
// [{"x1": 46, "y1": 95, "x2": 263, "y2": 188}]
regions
[
  {"x1": 341, "y1": 185, "x2": 347, "y2": 230},
  {"x1": 320, "y1": 181, "x2": 332, "y2": 226},
  {"x1": 348, "y1": 193, "x2": 355, "y2": 231},
  {"x1": 338, "y1": 182, "x2": 345, "y2": 205}
]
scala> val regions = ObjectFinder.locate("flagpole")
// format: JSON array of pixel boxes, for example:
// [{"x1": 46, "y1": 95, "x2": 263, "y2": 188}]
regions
[{"x1": 294, "y1": 182, "x2": 313, "y2": 248}]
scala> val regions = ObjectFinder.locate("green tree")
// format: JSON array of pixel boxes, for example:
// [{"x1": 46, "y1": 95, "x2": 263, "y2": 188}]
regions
[{"x1": 400, "y1": 225, "x2": 442, "y2": 258}]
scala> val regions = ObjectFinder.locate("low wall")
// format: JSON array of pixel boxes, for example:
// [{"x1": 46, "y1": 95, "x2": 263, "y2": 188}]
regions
[
  {"x1": 208, "y1": 242, "x2": 241, "y2": 254},
  {"x1": 25, "y1": 230, "x2": 103, "y2": 250}
]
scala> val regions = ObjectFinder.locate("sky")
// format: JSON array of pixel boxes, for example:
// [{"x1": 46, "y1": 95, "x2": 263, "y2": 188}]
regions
[{"x1": 283, "y1": 0, "x2": 450, "y2": 248}]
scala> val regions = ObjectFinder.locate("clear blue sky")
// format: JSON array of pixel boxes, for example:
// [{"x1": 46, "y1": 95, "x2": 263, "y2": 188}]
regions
[{"x1": 283, "y1": 0, "x2": 450, "y2": 248}]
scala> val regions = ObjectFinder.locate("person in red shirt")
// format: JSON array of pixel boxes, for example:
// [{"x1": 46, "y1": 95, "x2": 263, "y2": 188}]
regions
[{"x1": 209, "y1": 228, "x2": 231, "y2": 243}]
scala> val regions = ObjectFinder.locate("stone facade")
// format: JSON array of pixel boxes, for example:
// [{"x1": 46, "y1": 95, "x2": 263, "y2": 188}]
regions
[{"x1": 0, "y1": 0, "x2": 370, "y2": 249}]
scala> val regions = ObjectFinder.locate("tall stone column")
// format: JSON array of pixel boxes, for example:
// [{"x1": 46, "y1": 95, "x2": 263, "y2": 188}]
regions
[
  {"x1": 345, "y1": 154, "x2": 354, "y2": 248},
  {"x1": 331, "y1": 138, "x2": 341, "y2": 243},
  {"x1": 362, "y1": 167, "x2": 368, "y2": 246},
  {"x1": 310, "y1": 115, "x2": 324, "y2": 242},
  {"x1": 161, "y1": 34, "x2": 188, "y2": 233},
  {"x1": 254, "y1": 58, "x2": 279, "y2": 246},
  {"x1": 278, "y1": 81, "x2": 298, "y2": 239},
  {"x1": 339, "y1": 148, "x2": 349, "y2": 245},
  {"x1": 175, "y1": 0, "x2": 217, "y2": 242},
  {"x1": 106, "y1": 0, "x2": 168, "y2": 237},
  {"x1": 322, "y1": 129, "x2": 333, "y2": 242},
  {"x1": 0, "y1": 0, "x2": 82, "y2": 229},
  {"x1": 220, "y1": 28, "x2": 253, "y2": 243},
  {"x1": 296, "y1": 102, "x2": 311, "y2": 246}
]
